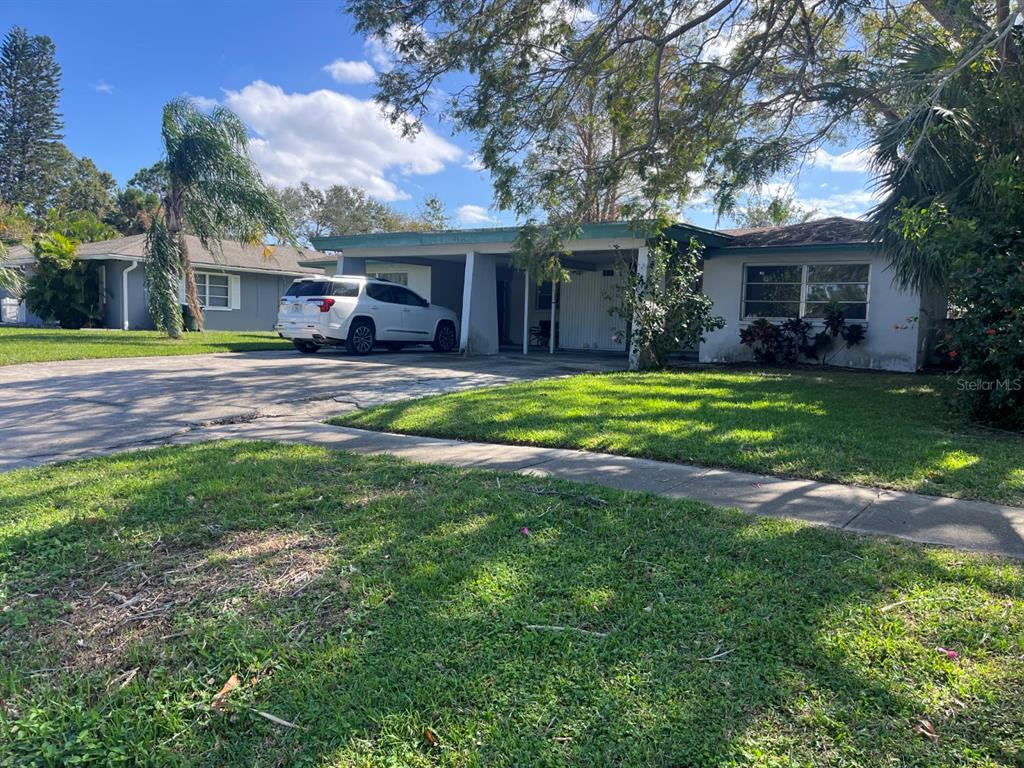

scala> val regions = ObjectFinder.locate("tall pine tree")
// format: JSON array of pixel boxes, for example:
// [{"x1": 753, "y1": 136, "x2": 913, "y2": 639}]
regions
[{"x1": 0, "y1": 26, "x2": 63, "y2": 211}]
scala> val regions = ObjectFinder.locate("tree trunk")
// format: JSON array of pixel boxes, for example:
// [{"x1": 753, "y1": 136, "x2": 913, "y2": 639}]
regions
[
  {"x1": 995, "y1": 0, "x2": 1019, "y2": 65},
  {"x1": 166, "y1": 185, "x2": 204, "y2": 332},
  {"x1": 916, "y1": 0, "x2": 988, "y2": 43}
]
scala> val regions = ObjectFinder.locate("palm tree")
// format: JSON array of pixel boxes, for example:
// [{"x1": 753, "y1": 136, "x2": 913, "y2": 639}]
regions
[
  {"x1": 869, "y1": 23, "x2": 1021, "y2": 292},
  {"x1": 146, "y1": 98, "x2": 292, "y2": 337}
]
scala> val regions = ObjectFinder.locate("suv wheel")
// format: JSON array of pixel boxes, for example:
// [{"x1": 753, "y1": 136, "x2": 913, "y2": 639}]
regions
[
  {"x1": 293, "y1": 340, "x2": 319, "y2": 354},
  {"x1": 346, "y1": 318, "x2": 375, "y2": 355},
  {"x1": 432, "y1": 321, "x2": 457, "y2": 353}
]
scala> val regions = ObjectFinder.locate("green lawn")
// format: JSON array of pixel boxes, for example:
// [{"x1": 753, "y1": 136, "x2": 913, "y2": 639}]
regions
[
  {"x1": 0, "y1": 327, "x2": 291, "y2": 366},
  {"x1": 333, "y1": 369, "x2": 1024, "y2": 506},
  {"x1": 1, "y1": 442, "x2": 1022, "y2": 766}
]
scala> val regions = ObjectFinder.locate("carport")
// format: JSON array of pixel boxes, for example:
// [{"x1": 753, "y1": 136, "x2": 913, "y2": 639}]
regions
[{"x1": 301, "y1": 222, "x2": 728, "y2": 367}]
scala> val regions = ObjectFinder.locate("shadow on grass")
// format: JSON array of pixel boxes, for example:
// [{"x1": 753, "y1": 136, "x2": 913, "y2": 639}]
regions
[
  {"x1": 338, "y1": 369, "x2": 1024, "y2": 505},
  {"x1": 1, "y1": 441, "x2": 1021, "y2": 766}
]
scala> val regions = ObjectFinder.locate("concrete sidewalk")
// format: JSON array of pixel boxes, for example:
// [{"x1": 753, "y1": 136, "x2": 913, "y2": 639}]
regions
[{"x1": 188, "y1": 420, "x2": 1024, "y2": 561}]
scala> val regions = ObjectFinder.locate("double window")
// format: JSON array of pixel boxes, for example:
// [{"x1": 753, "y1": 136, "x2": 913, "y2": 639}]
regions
[
  {"x1": 743, "y1": 263, "x2": 869, "y2": 320},
  {"x1": 196, "y1": 272, "x2": 230, "y2": 309}
]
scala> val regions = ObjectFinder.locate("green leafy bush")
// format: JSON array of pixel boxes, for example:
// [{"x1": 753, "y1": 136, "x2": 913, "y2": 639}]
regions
[
  {"x1": 613, "y1": 235, "x2": 724, "y2": 367},
  {"x1": 739, "y1": 303, "x2": 866, "y2": 366},
  {"x1": 24, "y1": 233, "x2": 105, "y2": 329},
  {"x1": 889, "y1": 198, "x2": 1023, "y2": 428},
  {"x1": 944, "y1": 237, "x2": 1024, "y2": 428}
]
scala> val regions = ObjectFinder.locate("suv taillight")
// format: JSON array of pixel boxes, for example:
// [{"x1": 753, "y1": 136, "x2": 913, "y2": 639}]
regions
[{"x1": 315, "y1": 298, "x2": 335, "y2": 313}]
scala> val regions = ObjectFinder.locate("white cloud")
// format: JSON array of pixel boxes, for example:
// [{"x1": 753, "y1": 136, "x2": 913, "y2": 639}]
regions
[
  {"x1": 93, "y1": 80, "x2": 114, "y2": 94},
  {"x1": 541, "y1": 0, "x2": 598, "y2": 26},
  {"x1": 457, "y1": 204, "x2": 498, "y2": 225},
  {"x1": 365, "y1": 36, "x2": 395, "y2": 70},
  {"x1": 363, "y1": 25, "x2": 429, "y2": 72},
  {"x1": 222, "y1": 81, "x2": 462, "y2": 201},
  {"x1": 798, "y1": 189, "x2": 880, "y2": 218},
  {"x1": 185, "y1": 93, "x2": 220, "y2": 111},
  {"x1": 753, "y1": 180, "x2": 880, "y2": 218},
  {"x1": 324, "y1": 59, "x2": 376, "y2": 84},
  {"x1": 462, "y1": 153, "x2": 486, "y2": 172},
  {"x1": 809, "y1": 147, "x2": 873, "y2": 173}
]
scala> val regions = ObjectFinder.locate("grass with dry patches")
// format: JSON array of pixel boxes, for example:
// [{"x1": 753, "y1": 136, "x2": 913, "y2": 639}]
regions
[{"x1": 1, "y1": 441, "x2": 1022, "y2": 766}]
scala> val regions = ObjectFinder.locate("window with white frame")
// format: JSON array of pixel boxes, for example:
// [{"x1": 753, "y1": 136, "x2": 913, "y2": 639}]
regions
[
  {"x1": 368, "y1": 271, "x2": 408, "y2": 286},
  {"x1": 743, "y1": 263, "x2": 869, "y2": 320},
  {"x1": 196, "y1": 272, "x2": 230, "y2": 309}
]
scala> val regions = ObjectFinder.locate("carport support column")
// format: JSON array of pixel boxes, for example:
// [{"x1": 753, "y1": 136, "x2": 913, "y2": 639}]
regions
[
  {"x1": 628, "y1": 246, "x2": 649, "y2": 371},
  {"x1": 522, "y1": 271, "x2": 530, "y2": 355},
  {"x1": 459, "y1": 250, "x2": 499, "y2": 355},
  {"x1": 548, "y1": 279, "x2": 557, "y2": 354}
]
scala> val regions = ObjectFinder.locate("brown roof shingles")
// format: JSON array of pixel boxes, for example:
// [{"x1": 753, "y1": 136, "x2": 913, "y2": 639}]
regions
[
  {"x1": 719, "y1": 216, "x2": 874, "y2": 248},
  {"x1": 3, "y1": 234, "x2": 320, "y2": 274}
]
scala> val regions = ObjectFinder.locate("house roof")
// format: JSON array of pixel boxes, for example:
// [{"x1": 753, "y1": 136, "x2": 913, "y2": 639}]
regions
[
  {"x1": 2, "y1": 234, "x2": 321, "y2": 275},
  {"x1": 309, "y1": 220, "x2": 732, "y2": 255},
  {"x1": 717, "y1": 216, "x2": 874, "y2": 249}
]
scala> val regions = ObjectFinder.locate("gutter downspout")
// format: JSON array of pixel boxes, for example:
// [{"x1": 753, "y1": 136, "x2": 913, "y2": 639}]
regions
[{"x1": 122, "y1": 259, "x2": 139, "y2": 330}]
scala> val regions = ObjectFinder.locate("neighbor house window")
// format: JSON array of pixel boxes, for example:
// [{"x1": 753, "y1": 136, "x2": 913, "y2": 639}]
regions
[
  {"x1": 196, "y1": 272, "x2": 230, "y2": 309},
  {"x1": 743, "y1": 263, "x2": 870, "y2": 320},
  {"x1": 368, "y1": 271, "x2": 408, "y2": 286}
]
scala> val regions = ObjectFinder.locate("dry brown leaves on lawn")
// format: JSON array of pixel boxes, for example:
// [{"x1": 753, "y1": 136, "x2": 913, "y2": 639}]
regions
[{"x1": 13, "y1": 529, "x2": 347, "y2": 672}]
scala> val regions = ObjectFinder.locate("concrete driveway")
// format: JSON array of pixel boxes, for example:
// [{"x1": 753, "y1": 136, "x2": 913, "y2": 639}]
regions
[{"x1": 0, "y1": 348, "x2": 624, "y2": 471}]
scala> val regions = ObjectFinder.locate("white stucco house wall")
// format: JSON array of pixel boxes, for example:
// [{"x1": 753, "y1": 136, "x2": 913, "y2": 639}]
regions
[
  {"x1": 297, "y1": 217, "x2": 945, "y2": 373},
  {"x1": 700, "y1": 217, "x2": 947, "y2": 372}
]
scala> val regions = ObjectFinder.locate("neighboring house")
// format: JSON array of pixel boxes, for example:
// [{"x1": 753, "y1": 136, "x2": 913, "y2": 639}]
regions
[
  {"x1": 299, "y1": 217, "x2": 945, "y2": 372},
  {"x1": 1, "y1": 235, "x2": 321, "y2": 331}
]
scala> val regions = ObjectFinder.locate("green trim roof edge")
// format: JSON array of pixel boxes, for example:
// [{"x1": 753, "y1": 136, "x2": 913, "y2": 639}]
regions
[{"x1": 310, "y1": 220, "x2": 733, "y2": 253}]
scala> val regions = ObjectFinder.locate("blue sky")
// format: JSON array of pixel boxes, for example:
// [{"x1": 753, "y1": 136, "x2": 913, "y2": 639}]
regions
[{"x1": 2, "y1": 0, "x2": 877, "y2": 229}]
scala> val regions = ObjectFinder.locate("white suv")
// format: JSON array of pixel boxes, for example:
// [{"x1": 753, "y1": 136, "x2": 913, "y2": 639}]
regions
[{"x1": 276, "y1": 276, "x2": 459, "y2": 355}]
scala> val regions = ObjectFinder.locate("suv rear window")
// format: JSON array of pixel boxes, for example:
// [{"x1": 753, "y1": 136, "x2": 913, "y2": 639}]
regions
[{"x1": 286, "y1": 280, "x2": 359, "y2": 298}]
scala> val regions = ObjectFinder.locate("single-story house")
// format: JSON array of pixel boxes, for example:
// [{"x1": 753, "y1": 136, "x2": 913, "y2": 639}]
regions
[
  {"x1": 299, "y1": 217, "x2": 945, "y2": 372},
  {"x1": 1, "y1": 235, "x2": 321, "y2": 331},
  {"x1": 701, "y1": 217, "x2": 948, "y2": 371}
]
